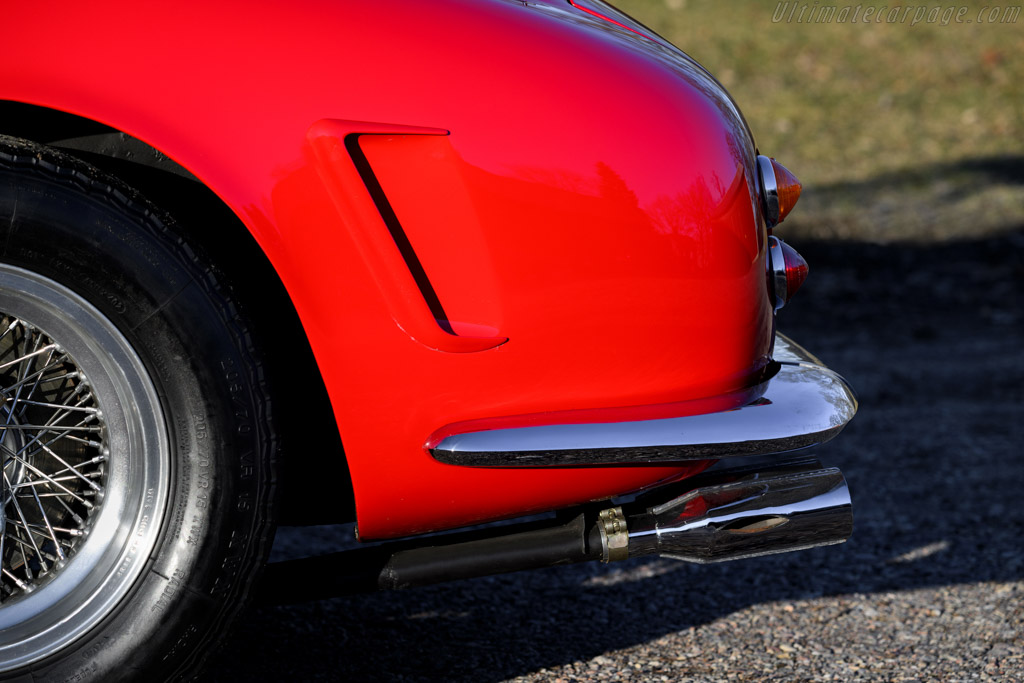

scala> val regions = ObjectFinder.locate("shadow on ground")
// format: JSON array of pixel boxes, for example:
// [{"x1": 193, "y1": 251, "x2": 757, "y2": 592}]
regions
[
  {"x1": 202, "y1": 228, "x2": 1024, "y2": 682},
  {"x1": 788, "y1": 156, "x2": 1024, "y2": 242}
]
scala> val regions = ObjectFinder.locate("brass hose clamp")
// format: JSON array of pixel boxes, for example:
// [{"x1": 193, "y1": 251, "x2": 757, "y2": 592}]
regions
[{"x1": 598, "y1": 506, "x2": 629, "y2": 563}]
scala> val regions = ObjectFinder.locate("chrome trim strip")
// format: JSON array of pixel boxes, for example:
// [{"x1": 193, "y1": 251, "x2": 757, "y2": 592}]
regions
[{"x1": 430, "y1": 333, "x2": 856, "y2": 467}]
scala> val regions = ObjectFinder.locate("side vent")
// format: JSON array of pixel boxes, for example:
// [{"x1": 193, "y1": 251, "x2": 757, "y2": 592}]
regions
[{"x1": 307, "y1": 119, "x2": 507, "y2": 353}]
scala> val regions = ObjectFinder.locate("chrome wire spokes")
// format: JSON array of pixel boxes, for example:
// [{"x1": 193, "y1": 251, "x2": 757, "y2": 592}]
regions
[{"x1": 0, "y1": 315, "x2": 105, "y2": 601}]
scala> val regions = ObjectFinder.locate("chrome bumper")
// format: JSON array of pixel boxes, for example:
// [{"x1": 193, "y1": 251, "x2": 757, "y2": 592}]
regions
[{"x1": 430, "y1": 334, "x2": 856, "y2": 467}]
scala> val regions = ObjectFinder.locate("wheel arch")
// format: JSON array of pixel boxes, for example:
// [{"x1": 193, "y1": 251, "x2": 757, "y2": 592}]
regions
[{"x1": 0, "y1": 99, "x2": 354, "y2": 525}]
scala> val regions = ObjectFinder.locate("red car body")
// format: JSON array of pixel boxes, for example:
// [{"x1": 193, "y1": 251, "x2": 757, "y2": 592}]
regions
[
  {"x1": 0, "y1": 0, "x2": 855, "y2": 677},
  {"x1": 3, "y1": 0, "x2": 772, "y2": 539}
]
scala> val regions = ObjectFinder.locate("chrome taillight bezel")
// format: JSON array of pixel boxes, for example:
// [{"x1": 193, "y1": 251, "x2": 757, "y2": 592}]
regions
[
  {"x1": 757, "y1": 155, "x2": 781, "y2": 228},
  {"x1": 767, "y1": 235, "x2": 788, "y2": 310},
  {"x1": 766, "y1": 235, "x2": 809, "y2": 311}
]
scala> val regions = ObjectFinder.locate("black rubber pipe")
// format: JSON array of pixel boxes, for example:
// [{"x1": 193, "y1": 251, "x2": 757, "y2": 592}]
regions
[{"x1": 259, "y1": 512, "x2": 603, "y2": 604}]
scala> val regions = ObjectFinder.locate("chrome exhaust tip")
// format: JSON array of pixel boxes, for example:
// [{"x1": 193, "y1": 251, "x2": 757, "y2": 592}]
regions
[
  {"x1": 262, "y1": 458, "x2": 852, "y2": 602},
  {"x1": 600, "y1": 462, "x2": 852, "y2": 564}
]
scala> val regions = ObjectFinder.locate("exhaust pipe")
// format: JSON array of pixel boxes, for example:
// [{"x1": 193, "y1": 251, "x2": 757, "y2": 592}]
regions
[
  {"x1": 260, "y1": 459, "x2": 852, "y2": 602},
  {"x1": 598, "y1": 465, "x2": 852, "y2": 564}
]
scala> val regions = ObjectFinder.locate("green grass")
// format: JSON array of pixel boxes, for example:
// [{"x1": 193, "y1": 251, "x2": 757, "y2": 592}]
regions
[{"x1": 615, "y1": 0, "x2": 1024, "y2": 241}]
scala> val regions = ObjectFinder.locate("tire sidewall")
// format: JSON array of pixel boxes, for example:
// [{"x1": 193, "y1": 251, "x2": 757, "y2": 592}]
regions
[{"x1": 0, "y1": 143, "x2": 275, "y2": 681}]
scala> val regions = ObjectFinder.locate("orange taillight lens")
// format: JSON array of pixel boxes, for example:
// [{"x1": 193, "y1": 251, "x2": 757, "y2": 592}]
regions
[
  {"x1": 757, "y1": 156, "x2": 802, "y2": 228},
  {"x1": 770, "y1": 158, "x2": 802, "y2": 224}
]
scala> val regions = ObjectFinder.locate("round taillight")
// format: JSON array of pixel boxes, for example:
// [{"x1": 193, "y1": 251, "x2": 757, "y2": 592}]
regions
[
  {"x1": 757, "y1": 156, "x2": 802, "y2": 228},
  {"x1": 767, "y1": 236, "x2": 808, "y2": 310}
]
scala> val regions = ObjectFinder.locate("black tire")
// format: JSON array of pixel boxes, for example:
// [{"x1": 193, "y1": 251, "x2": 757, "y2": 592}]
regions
[{"x1": 0, "y1": 136, "x2": 277, "y2": 681}]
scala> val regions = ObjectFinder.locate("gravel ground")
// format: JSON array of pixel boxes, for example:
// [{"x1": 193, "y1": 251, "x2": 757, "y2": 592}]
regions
[{"x1": 201, "y1": 229, "x2": 1024, "y2": 681}]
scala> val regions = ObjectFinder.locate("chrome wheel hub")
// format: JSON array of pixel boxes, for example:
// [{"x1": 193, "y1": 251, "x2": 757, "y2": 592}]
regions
[
  {"x1": 1, "y1": 405, "x2": 26, "y2": 507},
  {"x1": 1, "y1": 398, "x2": 28, "y2": 569}
]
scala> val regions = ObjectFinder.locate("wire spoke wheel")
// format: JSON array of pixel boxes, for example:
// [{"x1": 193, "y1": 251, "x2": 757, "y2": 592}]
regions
[
  {"x1": 0, "y1": 265, "x2": 167, "y2": 670},
  {"x1": 0, "y1": 314, "x2": 106, "y2": 597}
]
